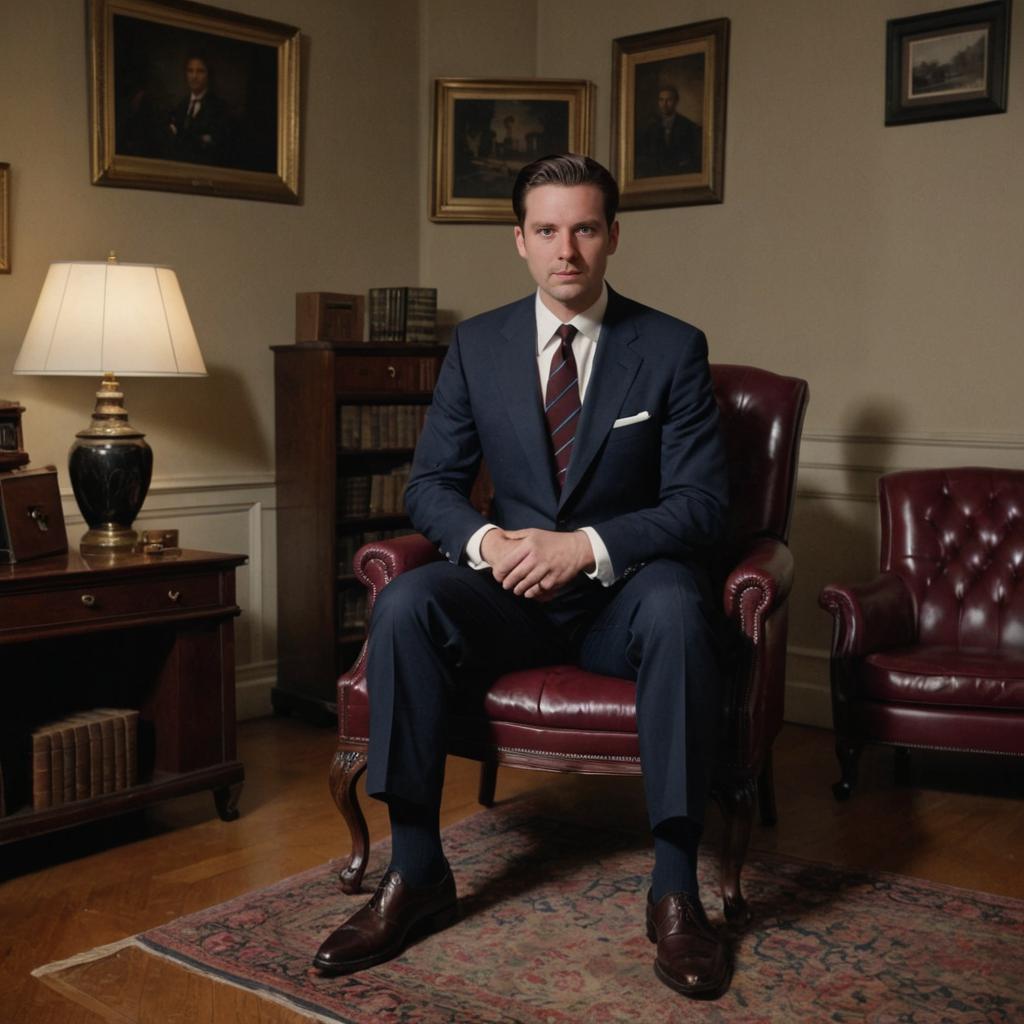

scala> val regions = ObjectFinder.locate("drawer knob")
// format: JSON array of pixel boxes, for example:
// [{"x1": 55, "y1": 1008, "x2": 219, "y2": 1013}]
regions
[
  {"x1": 168, "y1": 590, "x2": 181, "y2": 602},
  {"x1": 81, "y1": 594, "x2": 96, "y2": 607},
  {"x1": 387, "y1": 365, "x2": 397, "y2": 379}
]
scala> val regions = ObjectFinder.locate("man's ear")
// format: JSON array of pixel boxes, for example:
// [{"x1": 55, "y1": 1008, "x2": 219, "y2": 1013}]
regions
[
  {"x1": 607, "y1": 219, "x2": 620, "y2": 255},
  {"x1": 513, "y1": 225, "x2": 527, "y2": 259}
]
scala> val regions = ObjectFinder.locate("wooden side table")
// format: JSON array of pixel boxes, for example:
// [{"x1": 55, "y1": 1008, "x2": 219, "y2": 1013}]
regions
[{"x1": 0, "y1": 549, "x2": 246, "y2": 843}]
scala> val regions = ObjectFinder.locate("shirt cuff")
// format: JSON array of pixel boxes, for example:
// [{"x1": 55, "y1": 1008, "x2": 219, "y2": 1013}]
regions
[
  {"x1": 579, "y1": 526, "x2": 615, "y2": 586},
  {"x1": 465, "y1": 523, "x2": 498, "y2": 569}
]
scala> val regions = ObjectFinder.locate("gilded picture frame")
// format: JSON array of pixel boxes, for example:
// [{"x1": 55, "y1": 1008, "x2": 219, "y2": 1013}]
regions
[
  {"x1": 885, "y1": 0, "x2": 1011, "y2": 126},
  {"x1": 0, "y1": 164, "x2": 9, "y2": 274},
  {"x1": 612, "y1": 19, "x2": 730, "y2": 211},
  {"x1": 432, "y1": 78, "x2": 596, "y2": 223},
  {"x1": 88, "y1": 0, "x2": 301, "y2": 203}
]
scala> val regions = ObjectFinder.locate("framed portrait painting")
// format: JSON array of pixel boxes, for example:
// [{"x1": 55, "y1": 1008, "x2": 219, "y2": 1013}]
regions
[
  {"x1": 88, "y1": 0, "x2": 301, "y2": 203},
  {"x1": 0, "y1": 164, "x2": 9, "y2": 274},
  {"x1": 612, "y1": 19, "x2": 730, "y2": 210},
  {"x1": 432, "y1": 78, "x2": 596, "y2": 223},
  {"x1": 885, "y1": 1, "x2": 1011, "y2": 125}
]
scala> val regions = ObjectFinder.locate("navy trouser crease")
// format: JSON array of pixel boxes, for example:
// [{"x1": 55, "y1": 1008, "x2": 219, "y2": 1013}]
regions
[{"x1": 365, "y1": 558, "x2": 720, "y2": 830}]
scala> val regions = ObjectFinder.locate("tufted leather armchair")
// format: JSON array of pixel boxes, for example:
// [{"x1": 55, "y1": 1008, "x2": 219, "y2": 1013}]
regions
[
  {"x1": 330, "y1": 364, "x2": 809, "y2": 926},
  {"x1": 820, "y1": 468, "x2": 1024, "y2": 800}
]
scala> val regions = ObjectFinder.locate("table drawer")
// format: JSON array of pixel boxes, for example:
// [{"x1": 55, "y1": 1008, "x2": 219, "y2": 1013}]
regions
[
  {"x1": 335, "y1": 356, "x2": 438, "y2": 394},
  {"x1": 0, "y1": 571, "x2": 223, "y2": 632}
]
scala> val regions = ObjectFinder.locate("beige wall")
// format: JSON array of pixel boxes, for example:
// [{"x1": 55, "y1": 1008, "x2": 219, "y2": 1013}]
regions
[{"x1": 2, "y1": 1, "x2": 1021, "y2": 720}]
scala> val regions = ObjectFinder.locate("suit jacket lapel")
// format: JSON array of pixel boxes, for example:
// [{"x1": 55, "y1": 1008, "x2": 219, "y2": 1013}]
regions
[
  {"x1": 493, "y1": 296, "x2": 560, "y2": 507},
  {"x1": 560, "y1": 289, "x2": 641, "y2": 509}
]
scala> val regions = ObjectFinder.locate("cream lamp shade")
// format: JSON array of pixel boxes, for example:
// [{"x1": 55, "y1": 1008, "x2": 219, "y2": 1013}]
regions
[{"x1": 14, "y1": 259, "x2": 206, "y2": 377}]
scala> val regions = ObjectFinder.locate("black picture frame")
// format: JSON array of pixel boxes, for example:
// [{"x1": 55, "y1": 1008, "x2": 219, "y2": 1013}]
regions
[
  {"x1": 885, "y1": 0, "x2": 1011, "y2": 126},
  {"x1": 89, "y1": 0, "x2": 301, "y2": 203},
  {"x1": 611, "y1": 19, "x2": 730, "y2": 210}
]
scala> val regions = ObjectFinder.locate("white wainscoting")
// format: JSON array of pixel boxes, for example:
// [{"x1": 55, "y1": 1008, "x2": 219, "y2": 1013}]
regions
[
  {"x1": 785, "y1": 428, "x2": 1024, "y2": 729},
  {"x1": 60, "y1": 473, "x2": 279, "y2": 721}
]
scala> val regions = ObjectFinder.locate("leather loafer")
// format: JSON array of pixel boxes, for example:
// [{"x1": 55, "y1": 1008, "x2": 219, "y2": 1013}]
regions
[
  {"x1": 646, "y1": 889, "x2": 731, "y2": 999},
  {"x1": 313, "y1": 867, "x2": 458, "y2": 975}
]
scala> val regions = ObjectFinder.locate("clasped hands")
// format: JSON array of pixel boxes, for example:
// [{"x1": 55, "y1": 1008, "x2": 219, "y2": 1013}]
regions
[{"x1": 480, "y1": 528, "x2": 596, "y2": 601}]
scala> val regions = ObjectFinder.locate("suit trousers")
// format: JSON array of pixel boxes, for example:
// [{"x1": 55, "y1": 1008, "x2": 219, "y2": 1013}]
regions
[{"x1": 365, "y1": 557, "x2": 721, "y2": 830}]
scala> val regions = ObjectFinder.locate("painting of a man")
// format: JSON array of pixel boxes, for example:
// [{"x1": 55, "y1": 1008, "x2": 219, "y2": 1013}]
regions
[
  {"x1": 633, "y1": 54, "x2": 705, "y2": 179},
  {"x1": 166, "y1": 53, "x2": 232, "y2": 165}
]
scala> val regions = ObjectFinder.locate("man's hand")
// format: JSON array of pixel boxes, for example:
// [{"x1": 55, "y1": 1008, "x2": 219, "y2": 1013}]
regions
[{"x1": 481, "y1": 528, "x2": 595, "y2": 600}]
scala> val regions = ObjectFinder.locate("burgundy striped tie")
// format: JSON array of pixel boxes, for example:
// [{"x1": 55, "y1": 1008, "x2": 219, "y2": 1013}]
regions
[{"x1": 545, "y1": 324, "x2": 581, "y2": 490}]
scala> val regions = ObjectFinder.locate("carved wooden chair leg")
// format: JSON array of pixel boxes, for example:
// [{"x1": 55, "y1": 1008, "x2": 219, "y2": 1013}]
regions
[
  {"x1": 329, "y1": 747, "x2": 369, "y2": 894},
  {"x1": 477, "y1": 761, "x2": 498, "y2": 807},
  {"x1": 757, "y1": 750, "x2": 778, "y2": 827},
  {"x1": 833, "y1": 736, "x2": 863, "y2": 801},
  {"x1": 715, "y1": 777, "x2": 755, "y2": 929}
]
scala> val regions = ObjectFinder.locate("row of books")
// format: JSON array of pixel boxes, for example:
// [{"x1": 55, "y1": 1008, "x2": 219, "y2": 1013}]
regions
[
  {"x1": 338, "y1": 589, "x2": 368, "y2": 634},
  {"x1": 338, "y1": 465, "x2": 411, "y2": 518},
  {"x1": 368, "y1": 287, "x2": 437, "y2": 343},
  {"x1": 31, "y1": 708, "x2": 139, "y2": 811},
  {"x1": 337, "y1": 528, "x2": 415, "y2": 574},
  {"x1": 338, "y1": 404, "x2": 428, "y2": 451}
]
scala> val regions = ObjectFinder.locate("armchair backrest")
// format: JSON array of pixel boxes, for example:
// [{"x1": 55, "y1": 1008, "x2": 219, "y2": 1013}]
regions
[
  {"x1": 880, "y1": 468, "x2": 1024, "y2": 649},
  {"x1": 710, "y1": 364, "x2": 809, "y2": 548}
]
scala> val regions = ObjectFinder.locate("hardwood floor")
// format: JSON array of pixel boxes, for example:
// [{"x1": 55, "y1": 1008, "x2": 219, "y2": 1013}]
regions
[{"x1": 2, "y1": 717, "x2": 1022, "y2": 1022}]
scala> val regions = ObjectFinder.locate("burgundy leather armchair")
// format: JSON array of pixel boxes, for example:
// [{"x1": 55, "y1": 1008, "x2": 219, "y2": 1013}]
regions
[
  {"x1": 331, "y1": 364, "x2": 808, "y2": 926},
  {"x1": 820, "y1": 468, "x2": 1024, "y2": 800}
]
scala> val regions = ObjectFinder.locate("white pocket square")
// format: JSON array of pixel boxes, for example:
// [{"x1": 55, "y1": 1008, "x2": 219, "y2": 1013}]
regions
[{"x1": 612, "y1": 411, "x2": 651, "y2": 429}]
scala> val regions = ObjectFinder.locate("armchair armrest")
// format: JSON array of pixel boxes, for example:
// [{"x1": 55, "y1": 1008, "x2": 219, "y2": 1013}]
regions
[
  {"x1": 723, "y1": 537, "x2": 794, "y2": 644},
  {"x1": 819, "y1": 572, "x2": 916, "y2": 657},
  {"x1": 353, "y1": 533, "x2": 441, "y2": 613}
]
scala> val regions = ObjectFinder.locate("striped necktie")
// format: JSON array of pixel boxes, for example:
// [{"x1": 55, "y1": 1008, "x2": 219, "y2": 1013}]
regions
[{"x1": 544, "y1": 324, "x2": 581, "y2": 490}]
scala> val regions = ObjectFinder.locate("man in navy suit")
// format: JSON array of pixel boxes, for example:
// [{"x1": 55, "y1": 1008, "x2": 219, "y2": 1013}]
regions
[{"x1": 315, "y1": 154, "x2": 731, "y2": 998}]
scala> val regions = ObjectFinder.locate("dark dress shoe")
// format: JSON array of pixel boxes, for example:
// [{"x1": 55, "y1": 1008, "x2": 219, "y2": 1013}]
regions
[
  {"x1": 646, "y1": 889, "x2": 731, "y2": 999},
  {"x1": 313, "y1": 867, "x2": 458, "y2": 975}
]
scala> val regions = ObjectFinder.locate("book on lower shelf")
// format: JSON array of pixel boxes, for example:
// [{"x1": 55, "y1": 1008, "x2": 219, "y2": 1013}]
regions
[{"x1": 27, "y1": 709, "x2": 141, "y2": 810}]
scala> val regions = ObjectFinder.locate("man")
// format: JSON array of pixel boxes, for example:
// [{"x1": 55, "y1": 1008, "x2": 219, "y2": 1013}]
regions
[
  {"x1": 314, "y1": 154, "x2": 730, "y2": 999},
  {"x1": 166, "y1": 54, "x2": 230, "y2": 165},
  {"x1": 636, "y1": 84, "x2": 702, "y2": 178}
]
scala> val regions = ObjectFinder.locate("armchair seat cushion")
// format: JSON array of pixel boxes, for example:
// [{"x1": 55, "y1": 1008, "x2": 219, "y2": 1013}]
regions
[
  {"x1": 862, "y1": 646, "x2": 1024, "y2": 710},
  {"x1": 483, "y1": 666, "x2": 637, "y2": 732}
]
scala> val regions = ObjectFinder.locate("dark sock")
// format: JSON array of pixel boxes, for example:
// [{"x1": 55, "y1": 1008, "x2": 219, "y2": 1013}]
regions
[
  {"x1": 651, "y1": 816, "x2": 702, "y2": 903},
  {"x1": 386, "y1": 796, "x2": 447, "y2": 887}
]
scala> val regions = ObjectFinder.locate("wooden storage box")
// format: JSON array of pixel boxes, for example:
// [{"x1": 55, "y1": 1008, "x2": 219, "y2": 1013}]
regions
[
  {"x1": 0, "y1": 467, "x2": 68, "y2": 563},
  {"x1": 296, "y1": 292, "x2": 365, "y2": 343}
]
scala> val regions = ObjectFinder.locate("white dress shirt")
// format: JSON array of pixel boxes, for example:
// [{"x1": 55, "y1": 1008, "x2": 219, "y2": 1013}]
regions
[{"x1": 464, "y1": 285, "x2": 616, "y2": 586}]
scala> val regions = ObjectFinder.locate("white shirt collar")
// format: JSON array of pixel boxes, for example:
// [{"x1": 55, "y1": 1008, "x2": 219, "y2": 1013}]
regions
[{"x1": 534, "y1": 283, "x2": 608, "y2": 355}]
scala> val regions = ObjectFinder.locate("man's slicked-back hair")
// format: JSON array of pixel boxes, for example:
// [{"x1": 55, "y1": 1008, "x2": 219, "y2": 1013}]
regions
[{"x1": 511, "y1": 154, "x2": 620, "y2": 228}]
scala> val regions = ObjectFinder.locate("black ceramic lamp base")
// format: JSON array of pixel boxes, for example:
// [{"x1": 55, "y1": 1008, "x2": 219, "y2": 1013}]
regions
[{"x1": 69, "y1": 374, "x2": 154, "y2": 556}]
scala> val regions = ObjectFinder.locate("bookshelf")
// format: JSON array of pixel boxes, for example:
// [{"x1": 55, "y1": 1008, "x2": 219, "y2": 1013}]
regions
[
  {"x1": 0, "y1": 549, "x2": 246, "y2": 841},
  {"x1": 271, "y1": 342, "x2": 446, "y2": 723}
]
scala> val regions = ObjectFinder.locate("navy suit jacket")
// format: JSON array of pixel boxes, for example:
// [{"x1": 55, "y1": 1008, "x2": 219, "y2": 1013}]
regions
[{"x1": 405, "y1": 286, "x2": 728, "y2": 582}]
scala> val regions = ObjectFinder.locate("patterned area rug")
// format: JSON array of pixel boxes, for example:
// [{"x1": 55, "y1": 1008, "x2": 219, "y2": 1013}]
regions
[{"x1": 36, "y1": 798, "x2": 1024, "y2": 1023}]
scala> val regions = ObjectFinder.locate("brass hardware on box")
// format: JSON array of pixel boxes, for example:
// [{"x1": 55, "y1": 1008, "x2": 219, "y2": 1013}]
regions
[
  {"x1": 81, "y1": 594, "x2": 96, "y2": 607},
  {"x1": 168, "y1": 590, "x2": 181, "y2": 602}
]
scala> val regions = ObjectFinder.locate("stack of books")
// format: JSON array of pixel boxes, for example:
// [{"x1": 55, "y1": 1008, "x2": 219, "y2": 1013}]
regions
[
  {"x1": 30, "y1": 709, "x2": 139, "y2": 810},
  {"x1": 338, "y1": 465, "x2": 411, "y2": 518},
  {"x1": 338, "y1": 590, "x2": 368, "y2": 634},
  {"x1": 368, "y1": 287, "x2": 437, "y2": 343},
  {"x1": 338, "y1": 405, "x2": 429, "y2": 450}
]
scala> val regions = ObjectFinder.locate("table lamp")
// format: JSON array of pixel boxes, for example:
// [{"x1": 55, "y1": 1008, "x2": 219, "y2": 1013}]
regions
[{"x1": 13, "y1": 253, "x2": 206, "y2": 556}]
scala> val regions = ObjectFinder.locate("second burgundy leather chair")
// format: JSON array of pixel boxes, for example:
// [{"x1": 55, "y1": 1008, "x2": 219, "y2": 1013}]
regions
[
  {"x1": 331, "y1": 364, "x2": 808, "y2": 926},
  {"x1": 820, "y1": 468, "x2": 1024, "y2": 799}
]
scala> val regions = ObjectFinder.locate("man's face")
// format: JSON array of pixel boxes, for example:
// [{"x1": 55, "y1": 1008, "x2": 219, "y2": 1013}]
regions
[
  {"x1": 657, "y1": 89, "x2": 678, "y2": 117},
  {"x1": 186, "y1": 59, "x2": 209, "y2": 95},
  {"x1": 513, "y1": 184, "x2": 619, "y2": 320}
]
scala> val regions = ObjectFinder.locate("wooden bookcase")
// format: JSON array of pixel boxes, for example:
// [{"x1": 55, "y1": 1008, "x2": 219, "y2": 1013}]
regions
[
  {"x1": 271, "y1": 342, "x2": 446, "y2": 722},
  {"x1": 0, "y1": 549, "x2": 246, "y2": 841}
]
